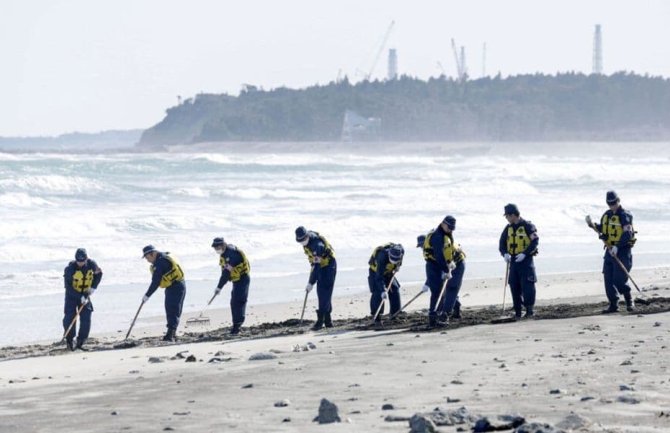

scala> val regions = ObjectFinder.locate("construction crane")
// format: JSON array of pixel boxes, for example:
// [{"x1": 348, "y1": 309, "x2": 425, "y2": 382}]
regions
[
  {"x1": 436, "y1": 61, "x2": 446, "y2": 76},
  {"x1": 451, "y1": 38, "x2": 464, "y2": 81},
  {"x1": 366, "y1": 21, "x2": 395, "y2": 81}
]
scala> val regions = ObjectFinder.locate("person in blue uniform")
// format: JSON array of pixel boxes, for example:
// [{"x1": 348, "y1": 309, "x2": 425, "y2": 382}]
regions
[
  {"x1": 586, "y1": 191, "x2": 637, "y2": 313},
  {"x1": 63, "y1": 248, "x2": 102, "y2": 351},
  {"x1": 211, "y1": 237, "x2": 251, "y2": 335},
  {"x1": 421, "y1": 215, "x2": 463, "y2": 327},
  {"x1": 368, "y1": 243, "x2": 404, "y2": 322},
  {"x1": 141, "y1": 245, "x2": 186, "y2": 342},
  {"x1": 498, "y1": 204, "x2": 539, "y2": 319},
  {"x1": 417, "y1": 235, "x2": 462, "y2": 319},
  {"x1": 295, "y1": 226, "x2": 337, "y2": 330}
]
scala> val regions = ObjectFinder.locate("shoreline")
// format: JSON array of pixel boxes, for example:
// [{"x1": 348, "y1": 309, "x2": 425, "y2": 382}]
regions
[{"x1": 3, "y1": 266, "x2": 668, "y2": 349}]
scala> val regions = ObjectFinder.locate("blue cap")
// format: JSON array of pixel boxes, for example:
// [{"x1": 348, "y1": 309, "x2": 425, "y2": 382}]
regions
[
  {"x1": 211, "y1": 237, "x2": 225, "y2": 247},
  {"x1": 504, "y1": 203, "x2": 519, "y2": 216},
  {"x1": 416, "y1": 235, "x2": 426, "y2": 248},
  {"x1": 389, "y1": 244, "x2": 404, "y2": 262},
  {"x1": 606, "y1": 190, "x2": 619, "y2": 204},
  {"x1": 442, "y1": 215, "x2": 456, "y2": 230},
  {"x1": 75, "y1": 248, "x2": 87, "y2": 261},
  {"x1": 295, "y1": 226, "x2": 308, "y2": 242},
  {"x1": 142, "y1": 244, "x2": 157, "y2": 258}
]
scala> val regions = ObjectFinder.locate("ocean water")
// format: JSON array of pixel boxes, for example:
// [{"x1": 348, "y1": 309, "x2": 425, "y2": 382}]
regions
[{"x1": 1, "y1": 142, "x2": 669, "y2": 345}]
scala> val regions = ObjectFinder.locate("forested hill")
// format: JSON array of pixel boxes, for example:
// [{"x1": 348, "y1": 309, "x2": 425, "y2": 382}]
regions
[{"x1": 139, "y1": 73, "x2": 670, "y2": 146}]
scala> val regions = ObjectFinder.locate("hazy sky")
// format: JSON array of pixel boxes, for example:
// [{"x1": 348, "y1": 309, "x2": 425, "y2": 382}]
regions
[{"x1": 2, "y1": 0, "x2": 669, "y2": 136}]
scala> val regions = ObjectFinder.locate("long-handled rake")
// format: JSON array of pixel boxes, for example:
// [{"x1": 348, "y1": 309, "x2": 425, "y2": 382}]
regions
[
  {"x1": 491, "y1": 262, "x2": 516, "y2": 324},
  {"x1": 370, "y1": 275, "x2": 397, "y2": 324},
  {"x1": 390, "y1": 287, "x2": 426, "y2": 320},
  {"x1": 60, "y1": 299, "x2": 88, "y2": 344},
  {"x1": 433, "y1": 273, "x2": 451, "y2": 316},
  {"x1": 125, "y1": 300, "x2": 146, "y2": 340},
  {"x1": 187, "y1": 292, "x2": 219, "y2": 326}
]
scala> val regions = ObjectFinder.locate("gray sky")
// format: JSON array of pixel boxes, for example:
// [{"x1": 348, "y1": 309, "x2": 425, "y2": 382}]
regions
[{"x1": 2, "y1": 0, "x2": 669, "y2": 136}]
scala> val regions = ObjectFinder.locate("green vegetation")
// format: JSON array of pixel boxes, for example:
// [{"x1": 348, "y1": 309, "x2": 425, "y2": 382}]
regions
[{"x1": 139, "y1": 73, "x2": 670, "y2": 146}]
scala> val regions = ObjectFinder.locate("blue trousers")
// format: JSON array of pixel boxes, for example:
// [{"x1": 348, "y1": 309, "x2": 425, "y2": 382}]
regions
[
  {"x1": 316, "y1": 259, "x2": 337, "y2": 313},
  {"x1": 230, "y1": 275, "x2": 250, "y2": 326},
  {"x1": 508, "y1": 259, "x2": 536, "y2": 316},
  {"x1": 63, "y1": 292, "x2": 93, "y2": 343},
  {"x1": 439, "y1": 261, "x2": 466, "y2": 316},
  {"x1": 368, "y1": 274, "x2": 401, "y2": 316},
  {"x1": 165, "y1": 281, "x2": 186, "y2": 331},
  {"x1": 603, "y1": 250, "x2": 632, "y2": 305},
  {"x1": 425, "y1": 261, "x2": 446, "y2": 317}
]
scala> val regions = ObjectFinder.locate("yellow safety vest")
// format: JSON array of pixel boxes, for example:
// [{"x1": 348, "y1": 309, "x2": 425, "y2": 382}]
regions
[
  {"x1": 506, "y1": 225, "x2": 530, "y2": 255},
  {"x1": 219, "y1": 246, "x2": 250, "y2": 282},
  {"x1": 151, "y1": 254, "x2": 185, "y2": 288},
  {"x1": 303, "y1": 232, "x2": 335, "y2": 268},
  {"x1": 72, "y1": 268, "x2": 94, "y2": 293},
  {"x1": 369, "y1": 243, "x2": 401, "y2": 276},
  {"x1": 600, "y1": 213, "x2": 636, "y2": 247},
  {"x1": 423, "y1": 230, "x2": 464, "y2": 263}
]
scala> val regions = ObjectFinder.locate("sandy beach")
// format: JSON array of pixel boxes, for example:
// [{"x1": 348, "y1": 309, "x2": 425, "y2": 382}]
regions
[{"x1": 1, "y1": 268, "x2": 670, "y2": 433}]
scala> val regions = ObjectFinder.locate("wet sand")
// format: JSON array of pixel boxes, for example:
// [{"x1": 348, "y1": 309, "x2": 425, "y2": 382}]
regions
[{"x1": 1, "y1": 270, "x2": 670, "y2": 432}]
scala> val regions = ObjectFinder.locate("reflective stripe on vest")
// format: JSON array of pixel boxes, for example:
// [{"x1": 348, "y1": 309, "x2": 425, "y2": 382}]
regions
[
  {"x1": 72, "y1": 269, "x2": 94, "y2": 293},
  {"x1": 423, "y1": 230, "x2": 463, "y2": 263},
  {"x1": 506, "y1": 225, "x2": 530, "y2": 255},
  {"x1": 219, "y1": 246, "x2": 250, "y2": 282},
  {"x1": 369, "y1": 243, "x2": 401, "y2": 276},
  {"x1": 303, "y1": 232, "x2": 335, "y2": 268},
  {"x1": 151, "y1": 254, "x2": 185, "y2": 288},
  {"x1": 600, "y1": 213, "x2": 636, "y2": 247}
]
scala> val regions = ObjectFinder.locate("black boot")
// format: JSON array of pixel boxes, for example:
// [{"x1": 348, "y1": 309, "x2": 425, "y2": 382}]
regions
[
  {"x1": 162, "y1": 328, "x2": 176, "y2": 342},
  {"x1": 324, "y1": 312, "x2": 333, "y2": 328},
  {"x1": 451, "y1": 303, "x2": 462, "y2": 319},
  {"x1": 428, "y1": 315, "x2": 438, "y2": 328},
  {"x1": 230, "y1": 323, "x2": 241, "y2": 335},
  {"x1": 601, "y1": 302, "x2": 619, "y2": 314},
  {"x1": 76, "y1": 339, "x2": 89, "y2": 351},
  {"x1": 437, "y1": 313, "x2": 449, "y2": 325},
  {"x1": 66, "y1": 338, "x2": 75, "y2": 352},
  {"x1": 624, "y1": 293, "x2": 635, "y2": 312},
  {"x1": 524, "y1": 307, "x2": 534, "y2": 319},
  {"x1": 312, "y1": 310, "x2": 324, "y2": 331}
]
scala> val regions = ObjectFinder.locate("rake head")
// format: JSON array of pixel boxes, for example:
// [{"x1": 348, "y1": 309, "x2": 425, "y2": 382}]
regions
[{"x1": 186, "y1": 316, "x2": 211, "y2": 326}]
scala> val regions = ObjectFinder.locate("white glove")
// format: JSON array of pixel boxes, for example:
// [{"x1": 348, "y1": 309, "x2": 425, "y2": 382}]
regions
[
  {"x1": 448, "y1": 261, "x2": 457, "y2": 271},
  {"x1": 421, "y1": 284, "x2": 430, "y2": 293},
  {"x1": 305, "y1": 283, "x2": 314, "y2": 293},
  {"x1": 381, "y1": 291, "x2": 388, "y2": 300},
  {"x1": 585, "y1": 215, "x2": 593, "y2": 227},
  {"x1": 80, "y1": 295, "x2": 87, "y2": 304},
  {"x1": 142, "y1": 294, "x2": 150, "y2": 303},
  {"x1": 609, "y1": 246, "x2": 618, "y2": 256},
  {"x1": 214, "y1": 287, "x2": 222, "y2": 295},
  {"x1": 441, "y1": 271, "x2": 448, "y2": 280},
  {"x1": 504, "y1": 253, "x2": 512, "y2": 263},
  {"x1": 515, "y1": 253, "x2": 526, "y2": 263}
]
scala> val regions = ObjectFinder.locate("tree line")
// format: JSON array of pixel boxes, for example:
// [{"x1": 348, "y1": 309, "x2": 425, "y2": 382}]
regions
[{"x1": 139, "y1": 72, "x2": 670, "y2": 146}]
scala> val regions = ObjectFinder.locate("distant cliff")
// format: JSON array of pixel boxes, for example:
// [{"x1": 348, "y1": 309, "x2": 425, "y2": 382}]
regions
[{"x1": 139, "y1": 73, "x2": 670, "y2": 146}]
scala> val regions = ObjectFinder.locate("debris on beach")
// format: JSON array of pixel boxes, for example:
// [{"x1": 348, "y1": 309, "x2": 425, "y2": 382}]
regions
[
  {"x1": 313, "y1": 398, "x2": 341, "y2": 424},
  {"x1": 248, "y1": 352, "x2": 278, "y2": 361}
]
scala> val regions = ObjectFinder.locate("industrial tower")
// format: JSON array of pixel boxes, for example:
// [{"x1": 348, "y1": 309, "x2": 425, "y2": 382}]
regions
[
  {"x1": 387, "y1": 49, "x2": 398, "y2": 80},
  {"x1": 592, "y1": 24, "x2": 603, "y2": 75}
]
